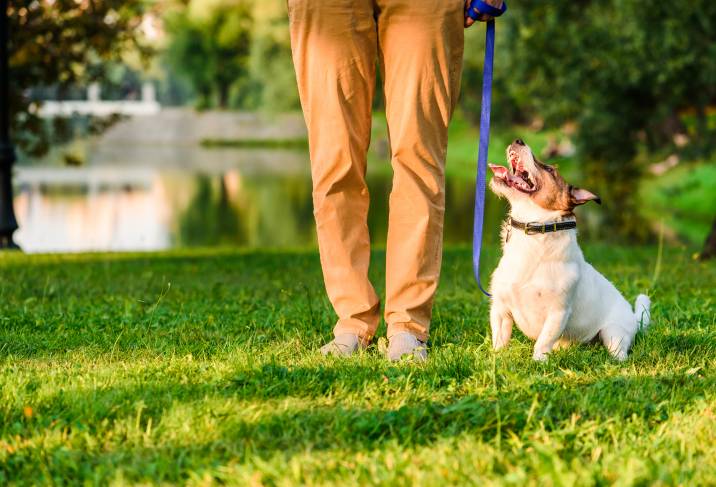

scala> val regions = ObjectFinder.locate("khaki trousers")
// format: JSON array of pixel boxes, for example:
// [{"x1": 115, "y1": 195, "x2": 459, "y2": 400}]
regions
[{"x1": 289, "y1": 0, "x2": 464, "y2": 343}]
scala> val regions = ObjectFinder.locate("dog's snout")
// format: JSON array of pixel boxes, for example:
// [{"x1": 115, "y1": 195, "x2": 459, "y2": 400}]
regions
[{"x1": 514, "y1": 138, "x2": 525, "y2": 146}]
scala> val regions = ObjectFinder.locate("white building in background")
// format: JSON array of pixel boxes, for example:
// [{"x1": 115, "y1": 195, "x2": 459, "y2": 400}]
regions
[{"x1": 37, "y1": 82, "x2": 161, "y2": 118}]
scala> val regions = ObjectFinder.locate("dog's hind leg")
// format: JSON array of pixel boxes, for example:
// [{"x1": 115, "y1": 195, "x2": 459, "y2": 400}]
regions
[
  {"x1": 552, "y1": 336, "x2": 574, "y2": 351},
  {"x1": 490, "y1": 299, "x2": 513, "y2": 351},
  {"x1": 600, "y1": 295, "x2": 650, "y2": 361},
  {"x1": 599, "y1": 322, "x2": 634, "y2": 361},
  {"x1": 634, "y1": 294, "x2": 651, "y2": 330}
]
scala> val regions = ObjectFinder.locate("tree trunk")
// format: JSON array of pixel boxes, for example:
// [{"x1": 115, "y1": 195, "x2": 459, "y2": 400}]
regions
[
  {"x1": 218, "y1": 83, "x2": 230, "y2": 109},
  {"x1": 695, "y1": 104, "x2": 709, "y2": 158},
  {"x1": 700, "y1": 216, "x2": 716, "y2": 260}
]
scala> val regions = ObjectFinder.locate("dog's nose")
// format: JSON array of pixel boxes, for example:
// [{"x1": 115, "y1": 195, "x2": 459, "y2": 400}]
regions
[{"x1": 514, "y1": 138, "x2": 525, "y2": 146}]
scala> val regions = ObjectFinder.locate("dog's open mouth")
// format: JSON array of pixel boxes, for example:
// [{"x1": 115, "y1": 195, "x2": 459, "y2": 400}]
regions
[{"x1": 489, "y1": 150, "x2": 536, "y2": 193}]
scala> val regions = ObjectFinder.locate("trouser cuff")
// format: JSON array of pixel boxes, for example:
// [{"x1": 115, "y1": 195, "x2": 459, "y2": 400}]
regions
[{"x1": 334, "y1": 318, "x2": 377, "y2": 346}]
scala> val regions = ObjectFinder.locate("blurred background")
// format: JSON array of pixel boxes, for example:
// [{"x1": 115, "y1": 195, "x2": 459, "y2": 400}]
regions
[{"x1": 5, "y1": 0, "x2": 716, "y2": 255}]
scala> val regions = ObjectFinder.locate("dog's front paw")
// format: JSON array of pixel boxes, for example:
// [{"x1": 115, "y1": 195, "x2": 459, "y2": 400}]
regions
[
  {"x1": 532, "y1": 350, "x2": 549, "y2": 362},
  {"x1": 492, "y1": 338, "x2": 508, "y2": 351},
  {"x1": 611, "y1": 350, "x2": 628, "y2": 362}
]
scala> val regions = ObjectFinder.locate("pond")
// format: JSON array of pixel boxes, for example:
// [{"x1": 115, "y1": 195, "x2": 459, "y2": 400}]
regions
[{"x1": 14, "y1": 147, "x2": 510, "y2": 253}]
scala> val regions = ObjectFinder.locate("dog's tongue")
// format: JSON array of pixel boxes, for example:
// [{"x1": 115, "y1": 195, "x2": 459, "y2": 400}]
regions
[
  {"x1": 488, "y1": 164, "x2": 508, "y2": 178},
  {"x1": 489, "y1": 162, "x2": 535, "y2": 192}
]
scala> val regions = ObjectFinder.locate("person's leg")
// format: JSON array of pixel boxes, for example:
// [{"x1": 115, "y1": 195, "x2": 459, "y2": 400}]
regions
[
  {"x1": 377, "y1": 0, "x2": 465, "y2": 350},
  {"x1": 289, "y1": 0, "x2": 380, "y2": 348}
]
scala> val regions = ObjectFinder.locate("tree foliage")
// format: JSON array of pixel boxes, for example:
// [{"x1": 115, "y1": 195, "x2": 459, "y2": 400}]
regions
[
  {"x1": 8, "y1": 0, "x2": 148, "y2": 156},
  {"x1": 164, "y1": 0, "x2": 298, "y2": 111},
  {"x1": 498, "y1": 0, "x2": 716, "y2": 157},
  {"x1": 11, "y1": 1, "x2": 715, "y2": 243},
  {"x1": 468, "y1": 0, "x2": 716, "y2": 239},
  {"x1": 243, "y1": 1, "x2": 299, "y2": 111},
  {"x1": 164, "y1": 0, "x2": 252, "y2": 109}
]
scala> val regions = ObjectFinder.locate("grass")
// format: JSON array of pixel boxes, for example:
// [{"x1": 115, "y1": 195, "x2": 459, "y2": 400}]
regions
[{"x1": 1, "y1": 245, "x2": 715, "y2": 485}]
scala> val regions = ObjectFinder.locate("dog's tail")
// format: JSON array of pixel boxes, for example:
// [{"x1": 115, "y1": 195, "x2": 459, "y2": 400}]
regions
[{"x1": 634, "y1": 294, "x2": 651, "y2": 331}]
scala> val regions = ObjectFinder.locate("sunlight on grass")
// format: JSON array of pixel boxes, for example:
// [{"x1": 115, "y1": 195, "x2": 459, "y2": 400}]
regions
[{"x1": 0, "y1": 247, "x2": 714, "y2": 484}]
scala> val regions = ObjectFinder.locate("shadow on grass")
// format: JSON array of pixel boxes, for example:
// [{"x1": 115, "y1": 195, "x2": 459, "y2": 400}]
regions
[
  {"x1": 4, "y1": 370, "x2": 712, "y2": 481},
  {"x1": 15, "y1": 359, "x2": 713, "y2": 434}
]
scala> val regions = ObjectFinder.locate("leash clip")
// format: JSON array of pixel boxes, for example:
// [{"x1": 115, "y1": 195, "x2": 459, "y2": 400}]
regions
[{"x1": 467, "y1": 0, "x2": 508, "y2": 21}]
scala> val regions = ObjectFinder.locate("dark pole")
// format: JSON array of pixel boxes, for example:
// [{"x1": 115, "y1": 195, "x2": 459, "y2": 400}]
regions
[{"x1": 0, "y1": 0, "x2": 19, "y2": 249}]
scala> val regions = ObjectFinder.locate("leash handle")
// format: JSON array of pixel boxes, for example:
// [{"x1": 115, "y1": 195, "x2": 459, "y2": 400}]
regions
[
  {"x1": 472, "y1": 20, "x2": 496, "y2": 298},
  {"x1": 466, "y1": 0, "x2": 507, "y2": 21}
]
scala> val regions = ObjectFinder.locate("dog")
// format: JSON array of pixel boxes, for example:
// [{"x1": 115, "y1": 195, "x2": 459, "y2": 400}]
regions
[{"x1": 487, "y1": 139, "x2": 651, "y2": 361}]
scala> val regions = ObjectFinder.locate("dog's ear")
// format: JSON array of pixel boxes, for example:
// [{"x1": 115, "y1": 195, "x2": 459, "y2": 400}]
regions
[{"x1": 570, "y1": 186, "x2": 601, "y2": 206}]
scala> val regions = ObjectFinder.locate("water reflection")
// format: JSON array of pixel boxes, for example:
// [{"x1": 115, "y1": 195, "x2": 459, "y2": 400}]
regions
[
  {"x1": 175, "y1": 172, "x2": 315, "y2": 248},
  {"x1": 15, "y1": 167, "x2": 171, "y2": 252},
  {"x1": 14, "y1": 155, "x2": 507, "y2": 253}
]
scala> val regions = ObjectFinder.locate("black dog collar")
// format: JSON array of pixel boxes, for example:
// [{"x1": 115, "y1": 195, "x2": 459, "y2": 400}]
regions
[{"x1": 510, "y1": 218, "x2": 577, "y2": 235}]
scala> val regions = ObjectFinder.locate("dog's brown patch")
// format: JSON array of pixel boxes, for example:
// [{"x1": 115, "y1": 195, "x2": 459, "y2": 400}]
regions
[
  {"x1": 530, "y1": 161, "x2": 572, "y2": 212},
  {"x1": 529, "y1": 159, "x2": 600, "y2": 213}
]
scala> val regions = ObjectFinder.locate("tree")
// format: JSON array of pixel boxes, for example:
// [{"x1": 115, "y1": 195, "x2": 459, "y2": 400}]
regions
[
  {"x1": 9, "y1": 0, "x2": 149, "y2": 156},
  {"x1": 465, "y1": 0, "x2": 716, "y2": 240},
  {"x1": 165, "y1": 0, "x2": 252, "y2": 109},
  {"x1": 701, "y1": 218, "x2": 716, "y2": 260},
  {"x1": 242, "y1": 0, "x2": 299, "y2": 111}
]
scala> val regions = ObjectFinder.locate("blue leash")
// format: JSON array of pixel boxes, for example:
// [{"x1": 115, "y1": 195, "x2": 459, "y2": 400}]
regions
[{"x1": 468, "y1": 1, "x2": 506, "y2": 297}]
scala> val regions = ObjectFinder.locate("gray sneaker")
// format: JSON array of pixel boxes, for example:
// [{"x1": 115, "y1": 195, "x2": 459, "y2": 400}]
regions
[
  {"x1": 320, "y1": 333, "x2": 364, "y2": 357},
  {"x1": 387, "y1": 332, "x2": 427, "y2": 362}
]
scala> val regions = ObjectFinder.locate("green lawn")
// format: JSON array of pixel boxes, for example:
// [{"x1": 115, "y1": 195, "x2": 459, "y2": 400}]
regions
[
  {"x1": 1, "y1": 246, "x2": 715, "y2": 485},
  {"x1": 641, "y1": 162, "x2": 716, "y2": 246}
]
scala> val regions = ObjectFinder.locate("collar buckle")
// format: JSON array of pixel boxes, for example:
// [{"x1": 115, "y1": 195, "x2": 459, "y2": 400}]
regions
[{"x1": 525, "y1": 222, "x2": 545, "y2": 235}]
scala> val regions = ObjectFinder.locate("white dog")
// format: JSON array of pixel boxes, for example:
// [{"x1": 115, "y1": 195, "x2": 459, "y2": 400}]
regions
[{"x1": 487, "y1": 139, "x2": 651, "y2": 361}]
